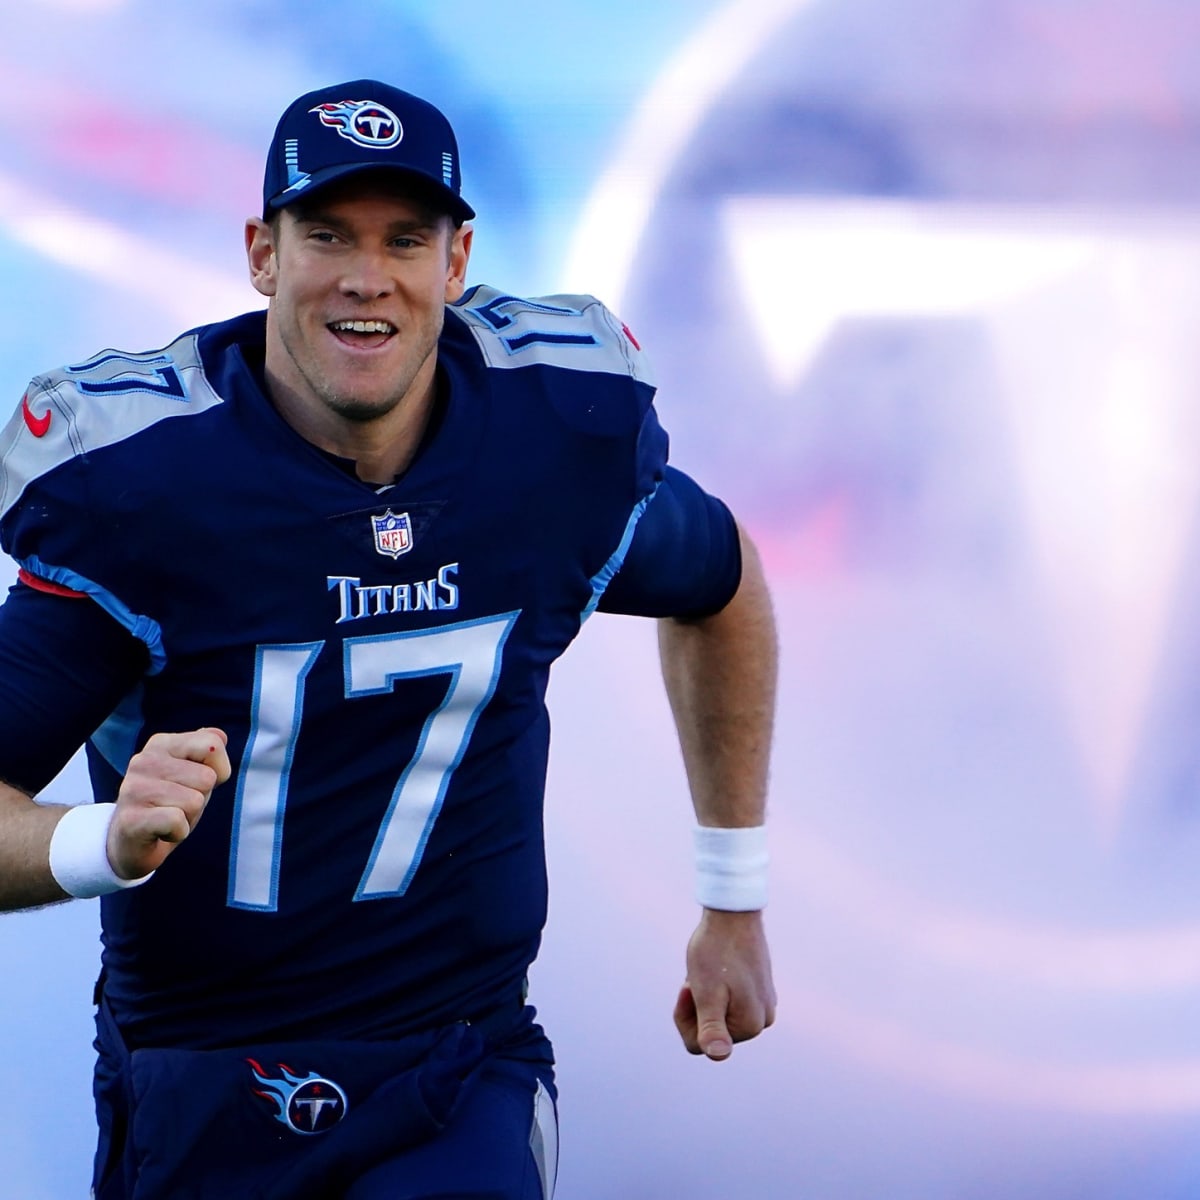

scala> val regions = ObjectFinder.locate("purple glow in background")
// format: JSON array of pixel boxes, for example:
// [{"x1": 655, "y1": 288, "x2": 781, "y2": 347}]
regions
[{"x1": 4, "y1": 0, "x2": 1200, "y2": 1195}]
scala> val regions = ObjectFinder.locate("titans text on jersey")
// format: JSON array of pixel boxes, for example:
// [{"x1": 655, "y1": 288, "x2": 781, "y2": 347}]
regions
[{"x1": 329, "y1": 563, "x2": 460, "y2": 624}]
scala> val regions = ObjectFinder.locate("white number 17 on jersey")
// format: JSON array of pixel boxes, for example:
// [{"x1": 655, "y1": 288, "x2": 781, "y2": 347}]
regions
[{"x1": 227, "y1": 613, "x2": 518, "y2": 910}]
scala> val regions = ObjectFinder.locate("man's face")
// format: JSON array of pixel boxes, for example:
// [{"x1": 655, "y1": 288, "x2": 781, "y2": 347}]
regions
[{"x1": 245, "y1": 179, "x2": 471, "y2": 425}]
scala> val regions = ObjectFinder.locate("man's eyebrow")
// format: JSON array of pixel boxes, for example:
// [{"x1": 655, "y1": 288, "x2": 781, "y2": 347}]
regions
[
  {"x1": 385, "y1": 218, "x2": 441, "y2": 234},
  {"x1": 294, "y1": 211, "x2": 441, "y2": 234}
]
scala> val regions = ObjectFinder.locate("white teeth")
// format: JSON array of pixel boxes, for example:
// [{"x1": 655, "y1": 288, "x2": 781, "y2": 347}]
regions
[{"x1": 331, "y1": 320, "x2": 394, "y2": 334}]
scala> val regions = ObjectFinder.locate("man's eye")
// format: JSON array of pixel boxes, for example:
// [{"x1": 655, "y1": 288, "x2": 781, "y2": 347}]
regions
[{"x1": 310, "y1": 230, "x2": 338, "y2": 243}]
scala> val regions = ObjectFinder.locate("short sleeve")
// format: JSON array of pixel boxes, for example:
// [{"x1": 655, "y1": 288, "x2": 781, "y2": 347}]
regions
[
  {"x1": 0, "y1": 580, "x2": 148, "y2": 794},
  {"x1": 596, "y1": 466, "x2": 742, "y2": 619}
]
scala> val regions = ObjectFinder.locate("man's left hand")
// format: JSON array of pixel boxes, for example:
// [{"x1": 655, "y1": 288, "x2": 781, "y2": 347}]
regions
[{"x1": 673, "y1": 908, "x2": 776, "y2": 1060}]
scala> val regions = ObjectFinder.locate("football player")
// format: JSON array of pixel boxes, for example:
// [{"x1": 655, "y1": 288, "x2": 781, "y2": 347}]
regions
[{"x1": 0, "y1": 80, "x2": 776, "y2": 1199}]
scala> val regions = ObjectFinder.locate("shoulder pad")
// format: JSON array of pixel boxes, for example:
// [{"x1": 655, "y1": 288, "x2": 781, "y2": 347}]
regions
[
  {"x1": 447, "y1": 285, "x2": 654, "y2": 385},
  {"x1": 0, "y1": 330, "x2": 224, "y2": 520}
]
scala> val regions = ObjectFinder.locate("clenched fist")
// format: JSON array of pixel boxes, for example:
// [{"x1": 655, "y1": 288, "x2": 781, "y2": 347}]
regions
[{"x1": 107, "y1": 728, "x2": 231, "y2": 879}]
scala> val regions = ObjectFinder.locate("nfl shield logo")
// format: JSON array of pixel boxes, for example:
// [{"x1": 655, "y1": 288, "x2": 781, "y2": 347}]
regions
[{"x1": 371, "y1": 510, "x2": 413, "y2": 559}]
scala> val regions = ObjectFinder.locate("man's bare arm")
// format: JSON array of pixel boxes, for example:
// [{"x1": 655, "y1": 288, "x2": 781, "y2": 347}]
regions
[
  {"x1": 658, "y1": 523, "x2": 778, "y2": 1059},
  {"x1": 0, "y1": 780, "x2": 71, "y2": 910}
]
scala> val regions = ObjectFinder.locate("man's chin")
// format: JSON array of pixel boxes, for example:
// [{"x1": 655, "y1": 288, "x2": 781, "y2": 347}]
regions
[{"x1": 325, "y1": 392, "x2": 403, "y2": 424}]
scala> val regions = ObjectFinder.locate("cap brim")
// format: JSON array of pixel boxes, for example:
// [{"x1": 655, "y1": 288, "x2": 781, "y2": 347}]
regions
[{"x1": 265, "y1": 161, "x2": 475, "y2": 222}]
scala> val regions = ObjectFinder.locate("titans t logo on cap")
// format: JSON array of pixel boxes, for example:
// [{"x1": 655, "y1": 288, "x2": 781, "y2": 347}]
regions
[{"x1": 262, "y1": 78, "x2": 475, "y2": 223}]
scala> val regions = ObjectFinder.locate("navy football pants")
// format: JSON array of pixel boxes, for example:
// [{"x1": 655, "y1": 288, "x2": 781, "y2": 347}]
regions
[
  {"x1": 92, "y1": 999, "x2": 557, "y2": 1199},
  {"x1": 345, "y1": 1063, "x2": 558, "y2": 1199}
]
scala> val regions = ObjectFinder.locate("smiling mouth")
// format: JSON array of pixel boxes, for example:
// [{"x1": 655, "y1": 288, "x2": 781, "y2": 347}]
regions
[{"x1": 328, "y1": 319, "x2": 397, "y2": 348}]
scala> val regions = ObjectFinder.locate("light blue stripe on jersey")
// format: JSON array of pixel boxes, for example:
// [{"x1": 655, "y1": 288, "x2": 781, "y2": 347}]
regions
[
  {"x1": 18, "y1": 553, "x2": 166, "y2": 673},
  {"x1": 581, "y1": 483, "x2": 660, "y2": 622},
  {"x1": 90, "y1": 683, "x2": 146, "y2": 775}
]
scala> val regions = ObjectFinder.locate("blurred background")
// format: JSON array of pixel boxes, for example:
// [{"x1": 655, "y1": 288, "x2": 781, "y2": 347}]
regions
[{"x1": 5, "y1": 0, "x2": 1200, "y2": 1195}]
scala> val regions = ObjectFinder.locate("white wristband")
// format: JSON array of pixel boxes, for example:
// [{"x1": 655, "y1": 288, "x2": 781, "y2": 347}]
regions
[
  {"x1": 48, "y1": 803, "x2": 154, "y2": 899},
  {"x1": 694, "y1": 824, "x2": 768, "y2": 911}
]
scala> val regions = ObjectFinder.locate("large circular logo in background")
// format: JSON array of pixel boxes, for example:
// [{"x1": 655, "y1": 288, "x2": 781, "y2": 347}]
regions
[{"x1": 567, "y1": 0, "x2": 1200, "y2": 1114}]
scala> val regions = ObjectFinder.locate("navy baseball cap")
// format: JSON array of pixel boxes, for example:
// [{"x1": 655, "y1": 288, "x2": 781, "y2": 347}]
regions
[{"x1": 262, "y1": 79, "x2": 474, "y2": 222}]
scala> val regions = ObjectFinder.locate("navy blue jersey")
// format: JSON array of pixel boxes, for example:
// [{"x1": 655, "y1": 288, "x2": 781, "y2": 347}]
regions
[{"x1": 0, "y1": 287, "x2": 736, "y2": 1051}]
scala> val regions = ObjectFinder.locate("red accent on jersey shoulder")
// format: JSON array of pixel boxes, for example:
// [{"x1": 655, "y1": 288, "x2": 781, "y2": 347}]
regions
[
  {"x1": 621, "y1": 323, "x2": 641, "y2": 351},
  {"x1": 21, "y1": 394, "x2": 51, "y2": 438},
  {"x1": 17, "y1": 568, "x2": 87, "y2": 599}
]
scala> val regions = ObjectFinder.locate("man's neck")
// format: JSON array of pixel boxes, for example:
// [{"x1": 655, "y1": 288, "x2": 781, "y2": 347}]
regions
[{"x1": 263, "y1": 363, "x2": 440, "y2": 487}]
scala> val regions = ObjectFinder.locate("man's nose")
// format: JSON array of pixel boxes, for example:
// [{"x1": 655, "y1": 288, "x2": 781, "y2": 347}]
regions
[{"x1": 339, "y1": 251, "x2": 396, "y2": 299}]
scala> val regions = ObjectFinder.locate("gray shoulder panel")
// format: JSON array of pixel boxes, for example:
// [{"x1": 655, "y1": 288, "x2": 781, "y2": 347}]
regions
[
  {"x1": 447, "y1": 285, "x2": 655, "y2": 386},
  {"x1": 0, "y1": 329, "x2": 224, "y2": 519}
]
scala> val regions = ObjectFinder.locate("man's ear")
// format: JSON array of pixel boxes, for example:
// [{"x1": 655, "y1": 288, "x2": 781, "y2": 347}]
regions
[
  {"x1": 445, "y1": 223, "x2": 473, "y2": 303},
  {"x1": 245, "y1": 217, "x2": 278, "y2": 298}
]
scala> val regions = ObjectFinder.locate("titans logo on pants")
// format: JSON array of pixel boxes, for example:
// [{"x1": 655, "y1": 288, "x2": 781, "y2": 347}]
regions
[{"x1": 247, "y1": 1059, "x2": 348, "y2": 1135}]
